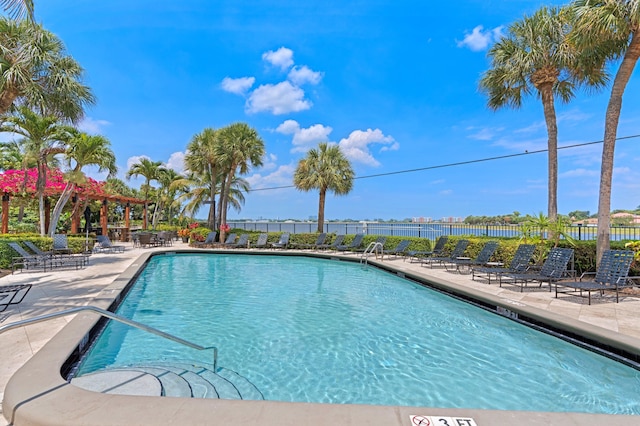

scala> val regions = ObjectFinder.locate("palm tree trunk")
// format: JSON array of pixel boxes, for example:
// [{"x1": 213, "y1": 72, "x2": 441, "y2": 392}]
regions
[
  {"x1": 540, "y1": 84, "x2": 558, "y2": 223},
  {"x1": 220, "y1": 170, "x2": 234, "y2": 230},
  {"x1": 597, "y1": 33, "x2": 640, "y2": 266},
  {"x1": 317, "y1": 188, "x2": 326, "y2": 233},
  {"x1": 38, "y1": 193, "x2": 46, "y2": 235},
  {"x1": 48, "y1": 182, "x2": 75, "y2": 237},
  {"x1": 0, "y1": 86, "x2": 20, "y2": 116}
]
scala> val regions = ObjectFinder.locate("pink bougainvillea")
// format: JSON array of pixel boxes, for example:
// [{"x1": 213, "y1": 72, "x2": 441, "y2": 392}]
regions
[{"x1": 0, "y1": 168, "x2": 109, "y2": 199}]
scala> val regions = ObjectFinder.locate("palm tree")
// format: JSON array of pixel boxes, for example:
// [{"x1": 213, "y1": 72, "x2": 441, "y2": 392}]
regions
[
  {"x1": 479, "y1": 6, "x2": 607, "y2": 223},
  {"x1": 0, "y1": 0, "x2": 34, "y2": 20},
  {"x1": 570, "y1": 0, "x2": 640, "y2": 263},
  {"x1": 0, "y1": 17, "x2": 95, "y2": 123},
  {"x1": 173, "y1": 171, "x2": 250, "y2": 221},
  {"x1": 217, "y1": 123, "x2": 264, "y2": 236},
  {"x1": 48, "y1": 131, "x2": 117, "y2": 237},
  {"x1": 0, "y1": 106, "x2": 73, "y2": 234},
  {"x1": 152, "y1": 168, "x2": 182, "y2": 228},
  {"x1": 126, "y1": 158, "x2": 165, "y2": 229},
  {"x1": 293, "y1": 142, "x2": 354, "y2": 232},
  {"x1": 184, "y1": 128, "x2": 222, "y2": 229}
]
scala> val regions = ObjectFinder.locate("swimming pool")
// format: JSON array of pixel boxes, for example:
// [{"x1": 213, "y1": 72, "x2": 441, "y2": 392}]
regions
[{"x1": 74, "y1": 253, "x2": 640, "y2": 414}]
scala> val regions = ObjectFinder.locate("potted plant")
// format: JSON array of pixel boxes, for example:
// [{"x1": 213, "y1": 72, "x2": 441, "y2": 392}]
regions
[{"x1": 177, "y1": 228, "x2": 190, "y2": 243}]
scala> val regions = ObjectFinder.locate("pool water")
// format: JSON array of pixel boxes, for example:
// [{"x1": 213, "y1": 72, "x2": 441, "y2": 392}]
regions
[{"x1": 77, "y1": 254, "x2": 640, "y2": 414}]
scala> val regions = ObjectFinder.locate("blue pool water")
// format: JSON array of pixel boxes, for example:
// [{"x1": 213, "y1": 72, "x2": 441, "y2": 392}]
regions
[{"x1": 78, "y1": 254, "x2": 640, "y2": 414}]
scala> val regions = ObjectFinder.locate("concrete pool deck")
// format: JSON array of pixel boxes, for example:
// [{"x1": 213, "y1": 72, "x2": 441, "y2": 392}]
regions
[{"x1": 1, "y1": 243, "x2": 640, "y2": 425}]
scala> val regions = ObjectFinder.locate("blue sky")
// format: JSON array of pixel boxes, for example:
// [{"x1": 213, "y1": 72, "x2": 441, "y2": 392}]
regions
[{"x1": 30, "y1": 0, "x2": 640, "y2": 221}]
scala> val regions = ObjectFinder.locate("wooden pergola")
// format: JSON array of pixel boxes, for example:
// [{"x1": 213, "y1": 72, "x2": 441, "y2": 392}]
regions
[{"x1": 0, "y1": 168, "x2": 148, "y2": 238}]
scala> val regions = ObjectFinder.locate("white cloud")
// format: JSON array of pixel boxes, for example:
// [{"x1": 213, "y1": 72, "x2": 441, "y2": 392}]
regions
[
  {"x1": 288, "y1": 65, "x2": 323, "y2": 85},
  {"x1": 78, "y1": 117, "x2": 111, "y2": 135},
  {"x1": 457, "y1": 25, "x2": 503, "y2": 52},
  {"x1": 166, "y1": 151, "x2": 185, "y2": 174},
  {"x1": 559, "y1": 168, "x2": 599, "y2": 178},
  {"x1": 338, "y1": 128, "x2": 396, "y2": 167},
  {"x1": 126, "y1": 155, "x2": 151, "y2": 171},
  {"x1": 439, "y1": 189, "x2": 453, "y2": 196},
  {"x1": 261, "y1": 153, "x2": 279, "y2": 172},
  {"x1": 246, "y1": 81, "x2": 312, "y2": 114},
  {"x1": 245, "y1": 164, "x2": 296, "y2": 195},
  {"x1": 262, "y1": 47, "x2": 294, "y2": 70},
  {"x1": 221, "y1": 76, "x2": 255, "y2": 95},
  {"x1": 467, "y1": 126, "x2": 504, "y2": 141},
  {"x1": 276, "y1": 119, "x2": 333, "y2": 152}
]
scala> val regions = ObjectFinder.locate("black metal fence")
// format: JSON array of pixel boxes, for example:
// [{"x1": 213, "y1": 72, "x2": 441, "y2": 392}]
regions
[{"x1": 227, "y1": 221, "x2": 640, "y2": 242}]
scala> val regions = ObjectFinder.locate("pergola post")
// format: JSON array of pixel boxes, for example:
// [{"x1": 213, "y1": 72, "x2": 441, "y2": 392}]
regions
[
  {"x1": 70, "y1": 194, "x2": 80, "y2": 234},
  {"x1": 125, "y1": 203, "x2": 131, "y2": 229},
  {"x1": 101, "y1": 199, "x2": 108, "y2": 236},
  {"x1": 2, "y1": 193, "x2": 9, "y2": 234}
]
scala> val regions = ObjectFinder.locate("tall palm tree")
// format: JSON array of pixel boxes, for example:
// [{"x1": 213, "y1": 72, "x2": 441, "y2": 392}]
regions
[
  {"x1": 0, "y1": 106, "x2": 73, "y2": 234},
  {"x1": 126, "y1": 158, "x2": 165, "y2": 228},
  {"x1": 48, "y1": 131, "x2": 117, "y2": 237},
  {"x1": 152, "y1": 168, "x2": 182, "y2": 228},
  {"x1": 173, "y1": 171, "x2": 249, "y2": 220},
  {"x1": 184, "y1": 128, "x2": 222, "y2": 229},
  {"x1": 293, "y1": 142, "x2": 354, "y2": 232},
  {"x1": 0, "y1": 17, "x2": 94, "y2": 123},
  {"x1": 570, "y1": 0, "x2": 640, "y2": 263},
  {"x1": 0, "y1": 0, "x2": 34, "y2": 20},
  {"x1": 479, "y1": 6, "x2": 607, "y2": 223},
  {"x1": 217, "y1": 123, "x2": 264, "y2": 234}
]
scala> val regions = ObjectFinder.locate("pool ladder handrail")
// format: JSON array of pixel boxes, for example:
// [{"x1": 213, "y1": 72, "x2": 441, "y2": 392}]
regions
[
  {"x1": 361, "y1": 241, "x2": 383, "y2": 265},
  {"x1": 0, "y1": 305, "x2": 218, "y2": 372}
]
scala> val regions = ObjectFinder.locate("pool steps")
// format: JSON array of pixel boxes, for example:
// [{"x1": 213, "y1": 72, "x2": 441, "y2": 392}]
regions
[{"x1": 71, "y1": 361, "x2": 264, "y2": 400}]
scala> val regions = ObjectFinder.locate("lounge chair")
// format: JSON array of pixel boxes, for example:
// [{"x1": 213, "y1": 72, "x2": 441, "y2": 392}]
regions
[
  {"x1": 222, "y1": 233, "x2": 237, "y2": 245},
  {"x1": 94, "y1": 236, "x2": 125, "y2": 253},
  {"x1": 421, "y1": 239, "x2": 470, "y2": 269},
  {"x1": 381, "y1": 240, "x2": 411, "y2": 259},
  {"x1": 406, "y1": 236, "x2": 448, "y2": 263},
  {"x1": 315, "y1": 234, "x2": 345, "y2": 251},
  {"x1": 9, "y1": 242, "x2": 86, "y2": 273},
  {"x1": 23, "y1": 241, "x2": 54, "y2": 257},
  {"x1": 555, "y1": 250, "x2": 635, "y2": 304},
  {"x1": 500, "y1": 247, "x2": 574, "y2": 292},
  {"x1": 52, "y1": 234, "x2": 72, "y2": 254},
  {"x1": 472, "y1": 244, "x2": 536, "y2": 284},
  {"x1": 192, "y1": 231, "x2": 218, "y2": 247},
  {"x1": 8, "y1": 242, "x2": 48, "y2": 273},
  {"x1": 0, "y1": 284, "x2": 32, "y2": 312},
  {"x1": 336, "y1": 234, "x2": 364, "y2": 252},
  {"x1": 444, "y1": 241, "x2": 498, "y2": 273},
  {"x1": 353, "y1": 236, "x2": 387, "y2": 255},
  {"x1": 270, "y1": 232, "x2": 290, "y2": 249},
  {"x1": 290, "y1": 233, "x2": 327, "y2": 250},
  {"x1": 226, "y1": 233, "x2": 249, "y2": 248},
  {"x1": 253, "y1": 233, "x2": 269, "y2": 248}
]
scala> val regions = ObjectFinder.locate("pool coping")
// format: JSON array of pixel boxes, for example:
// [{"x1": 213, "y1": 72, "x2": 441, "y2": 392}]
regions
[{"x1": 3, "y1": 249, "x2": 640, "y2": 426}]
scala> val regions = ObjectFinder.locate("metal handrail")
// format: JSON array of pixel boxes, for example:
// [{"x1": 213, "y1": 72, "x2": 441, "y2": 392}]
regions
[
  {"x1": 361, "y1": 242, "x2": 383, "y2": 264},
  {"x1": 0, "y1": 306, "x2": 218, "y2": 371}
]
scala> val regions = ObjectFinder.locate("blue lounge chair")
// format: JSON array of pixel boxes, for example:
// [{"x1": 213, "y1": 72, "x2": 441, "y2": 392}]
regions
[
  {"x1": 226, "y1": 233, "x2": 250, "y2": 248},
  {"x1": 501, "y1": 247, "x2": 574, "y2": 292},
  {"x1": 253, "y1": 233, "x2": 269, "y2": 248},
  {"x1": 555, "y1": 250, "x2": 634, "y2": 304},
  {"x1": 472, "y1": 244, "x2": 536, "y2": 284},
  {"x1": 407, "y1": 236, "x2": 448, "y2": 263},
  {"x1": 94, "y1": 235, "x2": 125, "y2": 253},
  {"x1": 271, "y1": 233, "x2": 290, "y2": 249},
  {"x1": 382, "y1": 240, "x2": 411, "y2": 259},
  {"x1": 445, "y1": 241, "x2": 498, "y2": 273},
  {"x1": 422, "y1": 239, "x2": 469, "y2": 269},
  {"x1": 291, "y1": 233, "x2": 327, "y2": 250},
  {"x1": 336, "y1": 234, "x2": 364, "y2": 252},
  {"x1": 315, "y1": 234, "x2": 345, "y2": 251}
]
